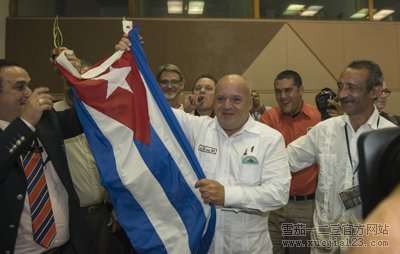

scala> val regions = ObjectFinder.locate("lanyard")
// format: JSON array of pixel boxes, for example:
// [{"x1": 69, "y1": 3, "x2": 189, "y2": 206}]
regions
[{"x1": 344, "y1": 116, "x2": 380, "y2": 183}]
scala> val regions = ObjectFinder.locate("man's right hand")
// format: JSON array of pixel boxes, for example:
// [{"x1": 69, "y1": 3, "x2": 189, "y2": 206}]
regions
[{"x1": 21, "y1": 87, "x2": 54, "y2": 126}]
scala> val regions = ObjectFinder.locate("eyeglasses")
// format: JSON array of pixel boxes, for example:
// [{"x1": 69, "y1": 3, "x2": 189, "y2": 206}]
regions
[
  {"x1": 381, "y1": 88, "x2": 392, "y2": 97},
  {"x1": 159, "y1": 79, "x2": 182, "y2": 87}
]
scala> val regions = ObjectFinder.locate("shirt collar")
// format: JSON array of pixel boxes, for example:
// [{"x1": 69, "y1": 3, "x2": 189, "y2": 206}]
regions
[{"x1": 0, "y1": 120, "x2": 10, "y2": 130}]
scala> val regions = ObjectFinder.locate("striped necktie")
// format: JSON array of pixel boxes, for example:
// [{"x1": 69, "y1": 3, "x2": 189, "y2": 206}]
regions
[{"x1": 21, "y1": 139, "x2": 56, "y2": 248}]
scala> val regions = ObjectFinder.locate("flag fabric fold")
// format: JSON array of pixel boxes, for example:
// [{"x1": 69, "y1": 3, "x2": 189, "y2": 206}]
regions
[{"x1": 55, "y1": 27, "x2": 215, "y2": 254}]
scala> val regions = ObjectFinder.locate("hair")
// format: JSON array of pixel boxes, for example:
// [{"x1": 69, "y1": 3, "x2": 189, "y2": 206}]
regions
[
  {"x1": 156, "y1": 63, "x2": 184, "y2": 82},
  {"x1": 192, "y1": 74, "x2": 217, "y2": 91},
  {"x1": 347, "y1": 60, "x2": 383, "y2": 91},
  {"x1": 0, "y1": 59, "x2": 21, "y2": 93},
  {"x1": 275, "y1": 70, "x2": 303, "y2": 88}
]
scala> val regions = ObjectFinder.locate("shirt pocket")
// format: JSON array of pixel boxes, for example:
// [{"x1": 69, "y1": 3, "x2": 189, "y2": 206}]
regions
[{"x1": 239, "y1": 162, "x2": 262, "y2": 186}]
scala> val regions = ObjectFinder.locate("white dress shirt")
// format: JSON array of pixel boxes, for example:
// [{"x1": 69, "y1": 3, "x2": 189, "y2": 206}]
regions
[
  {"x1": 287, "y1": 108, "x2": 396, "y2": 253},
  {"x1": 0, "y1": 119, "x2": 70, "y2": 254},
  {"x1": 174, "y1": 110, "x2": 291, "y2": 254}
]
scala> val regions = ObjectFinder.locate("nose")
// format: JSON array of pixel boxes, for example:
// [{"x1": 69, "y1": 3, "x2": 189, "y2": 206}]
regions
[
  {"x1": 222, "y1": 98, "x2": 233, "y2": 109},
  {"x1": 337, "y1": 85, "x2": 349, "y2": 99},
  {"x1": 24, "y1": 86, "x2": 32, "y2": 97}
]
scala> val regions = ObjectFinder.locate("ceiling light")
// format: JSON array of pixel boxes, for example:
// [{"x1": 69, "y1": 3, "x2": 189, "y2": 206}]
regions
[
  {"x1": 350, "y1": 8, "x2": 369, "y2": 19},
  {"x1": 188, "y1": 1, "x2": 204, "y2": 15},
  {"x1": 301, "y1": 5, "x2": 323, "y2": 17},
  {"x1": 167, "y1": 0, "x2": 183, "y2": 14},
  {"x1": 283, "y1": 4, "x2": 305, "y2": 16},
  {"x1": 373, "y1": 9, "x2": 395, "y2": 21}
]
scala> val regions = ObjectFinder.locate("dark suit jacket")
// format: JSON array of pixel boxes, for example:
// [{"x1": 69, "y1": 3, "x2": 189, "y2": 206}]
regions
[{"x1": 0, "y1": 109, "x2": 90, "y2": 254}]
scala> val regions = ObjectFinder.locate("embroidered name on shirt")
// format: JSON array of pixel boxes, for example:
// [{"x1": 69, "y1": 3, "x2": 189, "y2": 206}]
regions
[{"x1": 198, "y1": 144, "x2": 217, "y2": 154}]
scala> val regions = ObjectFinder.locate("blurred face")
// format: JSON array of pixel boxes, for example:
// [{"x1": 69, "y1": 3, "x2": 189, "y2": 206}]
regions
[
  {"x1": 158, "y1": 71, "x2": 184, "y2": 101},
  {"x1": 337, "y1": 68, "x2": 378, "y2": 116},
  {"x1": 193, "y1": 77, "x2": 216, "y2": 111},
  {"x1": 274, "y1": 78, "x2": 303, "y2": 115},
  {"x1": 214, "y1": 75, "x2": 251, "y2": 136},
  {"x1": 0, "y1": 66, "x2": 32, "y2": 122},
  {"x1": 375, "y1": 82, "x2": 391, "y2": 112},
  {"x1": 251, "y1": 91, "x2": 260, "y2": 107}
]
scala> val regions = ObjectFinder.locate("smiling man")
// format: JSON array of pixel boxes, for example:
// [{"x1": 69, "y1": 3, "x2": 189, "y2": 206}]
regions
[
  {"x1": 261, "y1": 70, "x2": 321, "y2": 254},
  {"x1": 174, "y1": 74, "x2": 291, "y2": 254},
  {"x1": 156, "y1": 63, "x2": 185, "y2": 109},
  {"x1": 287, "y1": 60, "x2": 396, "y2": 254}
]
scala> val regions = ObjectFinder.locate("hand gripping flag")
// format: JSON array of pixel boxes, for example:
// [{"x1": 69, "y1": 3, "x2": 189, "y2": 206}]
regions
[{"x1": 55, "y1": 27, "x2": 216, "y2": 254}]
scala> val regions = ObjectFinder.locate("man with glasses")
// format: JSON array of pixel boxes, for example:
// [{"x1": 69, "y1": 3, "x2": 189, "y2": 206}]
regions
[
  {"x1": 287, "y1": 60, "x2": 396, "y2": 254},
  {"x1": 375, "y1": 81, "x2": 399, "y2": 125},
  {"x1": 156, "y1": 64, "x2": 185, "y2": 109}
]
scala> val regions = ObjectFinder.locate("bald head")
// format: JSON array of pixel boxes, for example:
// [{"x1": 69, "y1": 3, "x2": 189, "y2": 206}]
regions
[
  {"x1": 216, "y1": 74, "x2": 251, "y2": 99},
  {"x1": 214, "y1": 74, "x2": 252, "y2": 136}
]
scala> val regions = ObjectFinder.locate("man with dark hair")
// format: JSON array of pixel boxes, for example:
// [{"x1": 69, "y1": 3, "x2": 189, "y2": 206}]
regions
[
  {"x1": 183, "y1": 74, "x2": 217, "y2": 117},
  {"x1": 287, "y1": 60, "x2": 396, "y2": 254},
  {"x1": 261, "y1": 69, "x2": 321, "y2": 254},
  {"x1": 156, "y1": 63, "x2": 185, "y2": 109},
  {"x1": 0, "y1": 59, "x2": 89, "y2": 254}
]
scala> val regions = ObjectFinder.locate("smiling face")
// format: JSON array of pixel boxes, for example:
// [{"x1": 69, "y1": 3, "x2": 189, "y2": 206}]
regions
[
  {"x1": 337, "y1": 67, "x2": 378, "y2": 117},
  {"x1": 214, "y1": 75, "x2": 252, "y2": 136},
  {"x1": 274, "y1": 78, "x2": 303, "y2": 115},
  {"x1": 193, "y1": 77, "x2": 216, "y2": 112},
  {"x1": 158, "y1": 70, "x2": 184, "y2": 102},
  {"x1": 0, "y1": 66, "x2": 32, "y2": 122}
]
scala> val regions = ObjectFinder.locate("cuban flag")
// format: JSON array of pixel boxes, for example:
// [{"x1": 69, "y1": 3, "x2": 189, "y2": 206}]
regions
[{"x1": 54, "y1": 27, "x2": 216, "y2": 254}]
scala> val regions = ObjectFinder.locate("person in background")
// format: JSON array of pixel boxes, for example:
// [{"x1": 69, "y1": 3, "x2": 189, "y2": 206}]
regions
[
  {"x1": 261, "y1": 70, "x2": 320, "y2": 254},
  {"x1": 250, "y1": 90, "x2": 271, "y2": 121},
  {"x1": 156, "y1": 63, "x2": 185, "y2": 109},
  {"x1": 183, "y1": 74, "x2": 217, "y2": 117},
  {"x1": 375, "y1": 81, "x2": 400, "y2": 125}
]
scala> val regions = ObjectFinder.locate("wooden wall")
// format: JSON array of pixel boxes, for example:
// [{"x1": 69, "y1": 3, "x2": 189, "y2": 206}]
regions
[{"x1": 6, "y1": 18, "x2": 400, "y2": 114}]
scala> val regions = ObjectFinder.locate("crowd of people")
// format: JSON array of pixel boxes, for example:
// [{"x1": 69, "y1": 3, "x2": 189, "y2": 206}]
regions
[{"x1": 0, "y1": 34, "x2": 399, "y2": 254}]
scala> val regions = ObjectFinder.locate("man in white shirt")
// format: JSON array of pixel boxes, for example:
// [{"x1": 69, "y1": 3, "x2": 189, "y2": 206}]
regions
[
  {"x1": 174, "y1": 74, "x2": 291, "y2": 254},
  {"x1": 287, "y1": 60, "x2": 397, "y2": 254}
]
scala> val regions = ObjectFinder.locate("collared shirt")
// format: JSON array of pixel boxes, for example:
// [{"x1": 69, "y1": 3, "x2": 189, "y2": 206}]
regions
[
  {"x1": 261, "y1": 103, "x2": 321, "y2": 195},
  {"x1": 287, "y1": 107, "x2": 396, "y2": 252},
  {"x1": 54, "y1": 100, "x2": 106, "y2": 207},
  {"x1": 174, "y1": 110, "x2": 291, "y2": 254},
  {"x1": 0, "y1": 119, "x2": 69, "y2": 254}
]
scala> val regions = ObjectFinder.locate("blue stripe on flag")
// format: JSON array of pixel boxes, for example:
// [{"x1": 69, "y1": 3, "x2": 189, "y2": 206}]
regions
[
  {"x1": 129, "y1": 27, "x2": 216, "y2": 254},
  {"x1": 135, "y1": 127, "x2": 207, "y2": 254},
  {"x1": 71, "y1": 90, "x2": 167, "y2": 254}
]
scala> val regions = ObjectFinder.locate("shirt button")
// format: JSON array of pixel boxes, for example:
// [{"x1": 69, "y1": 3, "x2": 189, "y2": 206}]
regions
[
  {"x1": 5, "y1": 250, "x2": 11, "y2": 254},
  {"x1": 16, "y1": 194, "x2": 23, "y2": 200},
  {"x1": 9, "y1": 224, "x2": 15, "y2": 229},
  {"x1": 21, "y1": 136, "x2": 26, "y2": 141}
]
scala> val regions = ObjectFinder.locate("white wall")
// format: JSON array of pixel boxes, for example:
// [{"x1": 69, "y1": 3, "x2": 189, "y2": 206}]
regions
[{"x1": 0, "y1": 0, "x2": 9, "y2": 58}]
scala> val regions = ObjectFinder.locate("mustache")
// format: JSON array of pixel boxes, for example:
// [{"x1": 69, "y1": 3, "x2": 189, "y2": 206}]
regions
[{"x1": 339, "y1": 97, "x2": 354, "y2": 104}]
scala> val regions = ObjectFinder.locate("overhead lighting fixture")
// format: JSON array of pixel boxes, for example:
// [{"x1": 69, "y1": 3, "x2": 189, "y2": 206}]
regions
[
  {"x1": 301, "y1": 5, "x2": 323, "y2": 17},
  {"x1": 350, "y1": 8, "x2": 369, "y2": 19},
  {"x1": 373, "y1": 9, "x2": 395, "y2": 21},
  {"x1": 283, "y1": 4, "x2": 305, "y2": 16},
  {"x1": 188, "y1": 1, "x2": 204, "y2": 15},
  {"x1": 167, "y1": 0, "x2": 183, "y2": 14}
]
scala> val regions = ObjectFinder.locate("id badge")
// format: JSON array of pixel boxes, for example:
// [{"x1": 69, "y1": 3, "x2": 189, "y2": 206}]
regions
[{"x1": 338, "y1": 185, "x2": 361, "y2": 210}]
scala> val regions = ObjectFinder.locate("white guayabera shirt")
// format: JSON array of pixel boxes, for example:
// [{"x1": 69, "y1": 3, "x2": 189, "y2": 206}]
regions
[
  {"x1": 174, "y1": 109, "x2": 291, "y2": 254},
  {"x1": 287, "y1": 107, "x2": 395, "y2": 254}
]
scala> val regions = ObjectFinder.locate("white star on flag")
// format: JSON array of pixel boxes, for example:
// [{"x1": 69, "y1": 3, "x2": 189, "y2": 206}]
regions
[{"x1": 95, "y1": 66, "x2": 133, "y2": 98}]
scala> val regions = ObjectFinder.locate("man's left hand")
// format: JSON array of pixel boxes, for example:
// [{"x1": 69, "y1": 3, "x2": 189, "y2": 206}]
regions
[{"x1": 195, "y1": 179, "x2": 225, "y2": 206}]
